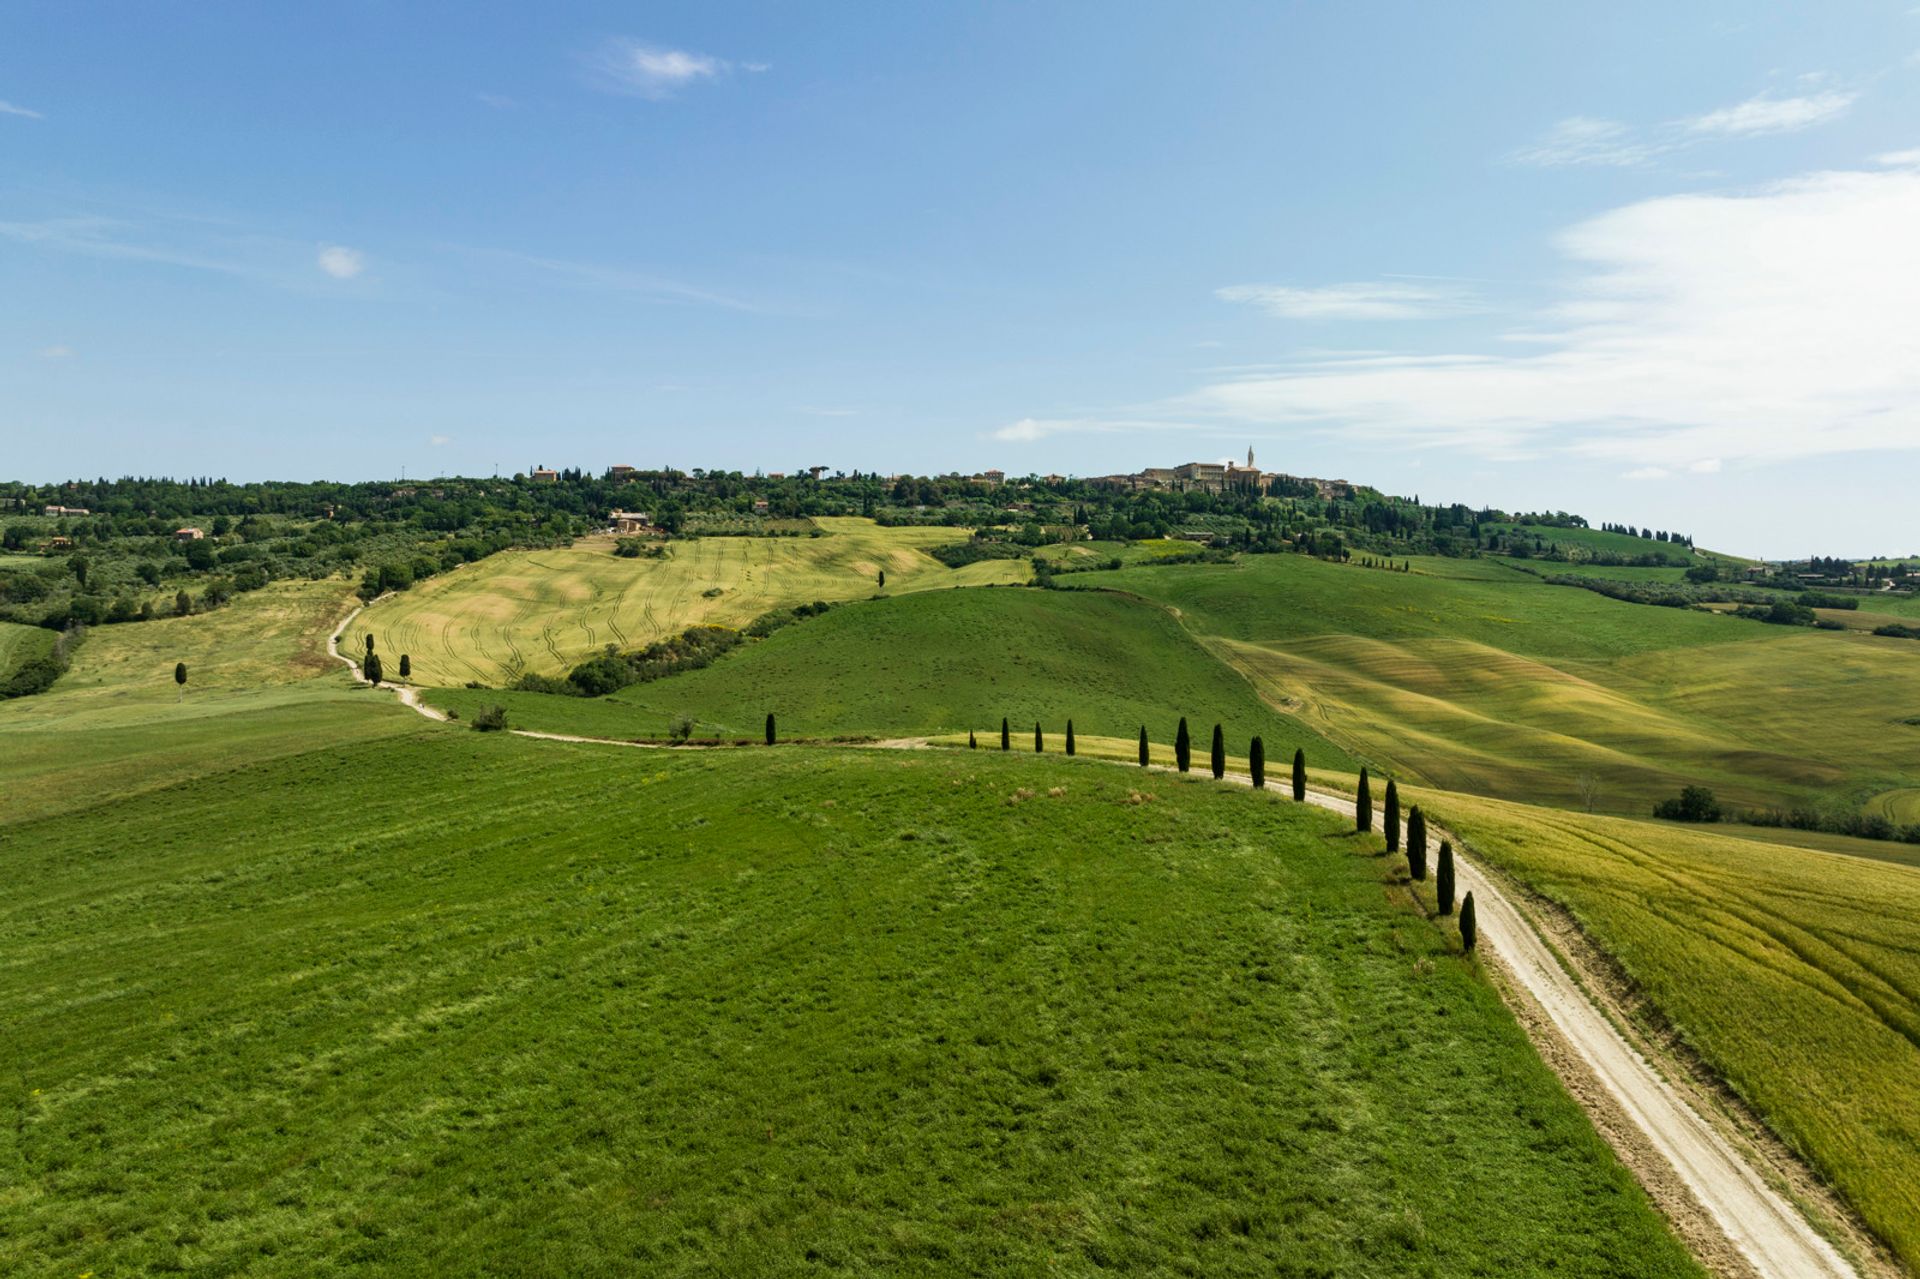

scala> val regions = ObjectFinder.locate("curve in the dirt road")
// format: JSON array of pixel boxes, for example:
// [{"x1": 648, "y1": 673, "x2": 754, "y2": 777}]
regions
[{"x1": 319, "y1": 645, "x2": 1858, "y2": 1279}]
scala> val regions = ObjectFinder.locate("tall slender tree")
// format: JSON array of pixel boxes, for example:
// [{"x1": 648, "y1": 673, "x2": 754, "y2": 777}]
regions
[
  {"x1": 1249, "y1": 736, "x2": 1265, "y2": 789},
  {"x1": 365, "y1": 633, "x2": 375, "y2": 657},
  {"x1": 1292, "y1": 748, "x2": 1306, "y2": 802},
  {"x1": 365, "y1": 652, "x2": 384, "y2": 686},
  {"x1": 1460, "y1": 891, "x2": 1477, "y2": 952},
  {"x1": 765, "y1": 712, "x2": 777, "y2": 746},
  {"x1": 1001, "y1": 717, "x2": 1010, "y2": 751},
  {"x1": 1384, "y1": 779, "x2": 1401, "y2": 853},
  {"x1": 1034, "y1": 722, "x2": 1043, "y2": 752},
  {"x1": 1066, "y1": 720, "x2": 1076, "y2": 756},
  {"x1": 1436, "y1": 840, "x2": 1455, "y2": 915},
  {"x1": 969, "y1": 730, "x2": 978, "y2": 750},
  {"x1": 399, "y1": 654, "x2": 411, "y2": 680},
  {"x1": 1210, "y1": 724, "x2": 1226, "y2": 779},
  {"x1": 1406, "y1": 806, "x2": 1428, "y2": 880},
  {"x1": 1137, "y1": 726, "x2": 1149, "y2": 767},
  {"x1": 1175, "y1": 717, "x2": 1191, "y2": 773},
  {"x1": 174, "y1": 661, "x2": 187, "y2": 702},
  {"x1": 1355, "y1": 767, "x2": 1372, "y2": 833}
]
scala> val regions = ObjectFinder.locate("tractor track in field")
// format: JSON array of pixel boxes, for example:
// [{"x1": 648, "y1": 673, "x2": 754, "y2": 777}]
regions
[{"x1": 328, "y1": 627, "x2": 1861, "y2": 1279}]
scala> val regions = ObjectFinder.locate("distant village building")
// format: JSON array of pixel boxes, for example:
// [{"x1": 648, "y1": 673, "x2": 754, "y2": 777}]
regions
[
  {"x1": 42, "y1": 505, "x2": 90, "y2": 517},
  {"x1": 609, "y1": 511, "x2": 656, "y2": 535},
  {"x1": 974, "y1": 469, "x2": 1006, "y2": 485},
  {"x1": 530, "y1": 467, "x2": 559, "y2": 483},
  {"x1": 752, "y1": 498, "x2": 770, "y2": 513},
  {"x1": 42, "y1": 536, "x2": 73, "y2": 551},
  {"x1": 609, "y1": 465, "x2": 637, "y2": 480},
  {"x1": 174, "y1": 527, "x2": 205, "y2": 541}
]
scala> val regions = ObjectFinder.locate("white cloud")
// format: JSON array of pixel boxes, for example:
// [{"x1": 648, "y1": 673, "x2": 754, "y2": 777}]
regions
[
  {"x1": 429, "y1": 434, "x2": 451, "y2": 446},
  {"x1": 316, "y1": 245, "x2": 365, "y2": 279},
  {"x1": 994, "y1": 416, "x2": 1199, "y2": 443},
  {"x1": 1624, "y1": 467, "x2": 1671, "y2": 481},
  {"x1": 1683, "y1": 90, "x2": 1857, "y2": 137},
  {"x1": 1508, "y1": 116, "x2": 1667, "y2": 168},
  {"x1": 36, "y1": 344, "x2": 74, "y2": 359},
  {"x1": 1216, "y1": 280, "x2": 1474, "y2": 320},
  {"x1": 1876, "y1": 148, "x2": 1920, "y2": 167},
  {"x1": 1689, "y1": 458, "x2": 1723, "y2": 473},
  {"x1": 0, "y1": 99, "x2": 43, "y2": 120},
  {"x1": 1178, "y1": 163, "x2": 1920, "y2": 471},
  {"x1": 587, "y1": 39, "x2": 730, "y2": 99}
]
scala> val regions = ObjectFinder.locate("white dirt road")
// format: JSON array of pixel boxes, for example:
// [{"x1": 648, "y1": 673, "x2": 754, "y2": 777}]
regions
[{"x1": 326, "y1": 632, "x2": 1857, "y2": 1278}]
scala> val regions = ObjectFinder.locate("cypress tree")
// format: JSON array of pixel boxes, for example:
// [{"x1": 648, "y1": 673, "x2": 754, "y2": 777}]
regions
[
  {"x1": 174, "y1": 661, "x2": 187, "y2": 702},
  {"x1": 1137, "y1": 726, "x2": 1149, "y2": 767},
  {"x1": 1210, "y1": 724, "x2": 1225, "y2": 779},
  {"x1": 765, "y1": 712, "x2": 776, "y2": 746},
  {"x1": 1292, "y1": 748, "x2": 1306, "y2": 801},
  {"x1": 1034, "y1": 722, "x2": 1043, "y2": 752},
  {"x1": 1249, "y1": 736, "x2": 1265, "y2": 789},
  {"x1": 1460, "y1": 891, "x2": 1477, "y2": 952},
  {"x1": 1355, "y1": 767, "x2": 1372, "y2": 833},
  {"x1": 1175, "y1": 717, "x2": 1191, "y2": 773},
  {"x1": 365, "y1": 653, "x2": 384, "y2": 685},
  {"x1": 1406, "y1": 806, "x2": 1428, "y2": 880},
  {"x1": 365, "y1": 633, "x2": 375, "y2": 656},
  {"x1": 1066, "y1": 720, "x2": 1076, "y2": 756},
  {"x1": 1001, "y1": 717, "x2": 1010, "y2": 751},
  {"x1": 399, "y1": 654, "x2": 411, "y2": 680},
  {"x1": 969, "y1": 730, "x2": 978, "y2": 750},
  {"x1": 1436, "y1": 840, "x2": 1455, "y2": 915},
  {"x1": 1384, "y1": 779, "x2": 1401, "y2": 853}
]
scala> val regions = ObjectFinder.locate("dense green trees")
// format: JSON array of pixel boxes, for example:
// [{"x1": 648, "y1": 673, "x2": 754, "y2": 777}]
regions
[
  {"x1": 1355, "y1": 768, "x2": 1372, "y2": 833},
  {"x1": 1406, "y1": 806, "x2": 1428, "y2": 880},
  {"x1": 1138, "y1": 726, "x2": 1148, "y2": 767},
  {"x1": 1460, "y1": 891, "x2": 1477, "y2": 952},
  {"x1": 1384, "y1": 779, "x2": 1400, "y2": 853},
  {"x1": 1436, "y1": 840, "x2": 1455, "y2": 915},
  {"x1": 1175, "y1": 717, "x2": 1191, "y2": 773},
  {"x1": 1653, "y1": 785, "x2": 1722, "y2": 823},
  {"x1": 1210, "y1": 724, "x2": 1225, "y2": 779},
  {"x1": 1249, "y1": 736, "x2": 1265, "y2": 789},
  {"x1": 1293, "y1": 749, "x2": 1306, "y2": 802},
  {"x1": 1066, "y1": 720, "x2": 1076, "y2": 756}
]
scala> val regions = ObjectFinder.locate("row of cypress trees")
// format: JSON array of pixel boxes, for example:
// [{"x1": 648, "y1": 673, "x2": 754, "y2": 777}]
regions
[{"x1": 1353, "y1": 766, "x2": 1476, "y2": 951}]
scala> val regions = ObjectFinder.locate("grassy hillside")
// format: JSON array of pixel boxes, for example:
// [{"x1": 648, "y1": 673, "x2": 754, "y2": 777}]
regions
[
  {"x1": 1063, "y1": 555, "x2": 1920, "y2": 814},
  {"x1": 0, "y1": 736, "x2": 1700, "y2": 1277},
  {"x1": 354, "y1": 518, "x2": 1029, "y2": 686},
  {"x1": 0, "y1": 578, "x2": 419, "y2": 825},
  {"x1": 0, "y1": 619, "x2": 55, "y2": 688},
  {"x1": 425, "y1": 587, "x2": 1357, "y2": 769},
  {"x1": 1426, "y1": 789, "x2": 1920, "y2": 1267}
]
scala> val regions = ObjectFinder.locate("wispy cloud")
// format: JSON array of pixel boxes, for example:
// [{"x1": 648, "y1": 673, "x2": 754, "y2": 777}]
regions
[
  {"x1": 1683, "y1": 90, "x2": 1857, "y2": 137},
  {"x1": 1216, "y1": 280, "x2": 1476, "y2": 321},
  {"x1": 1511, "y1": 86, "x2": 1860, "y2": 168},
  {"x1": 0, "y1": 99, "x2": 43, "y2": 120},
  {"x1": 1876, "y1": 147, "x2": 1920, "y2": 167},
  {"x1": 1508, "y1": 116, "x2": 1666, "y2": 168},
  {"x1": 36, "y1": 344, "x2": 74, "y2": 359},
  {"x1": 316, "y1": 245, "x2": 365, "y2": 279},
  {"x1": 455, "y1": 245, "x2": 770, "y2": 312},
  {"x1": 1174, "y1": 163, "x2": 1920, "y2": 470},
  {"x1": 584, "y1": 39, "x2": 755, "y2": 100},
  {"x1": 429, "y1": 433, "x2": 451, "y2": 446},
  {"x1": 994, "y1": 417, "x2": 1199, "y2": 443}
]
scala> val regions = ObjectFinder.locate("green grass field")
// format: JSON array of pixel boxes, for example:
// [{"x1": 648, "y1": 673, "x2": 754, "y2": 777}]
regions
[
  {"x1": 354, "y1": 519, "x2": 1030, "y2": 687},
  {"x1": 1062, "y1": 555, "x2": 1920, "y2": 814},
  {"x1": 0, "y1": 618, "x2": 56, "y2": 687},
  {"x1": 424, "y1": 587, "x2": 1357, "y2": 770},
  {"x1": 0, "y1": 734, "x2": 1701, "y2": 1277},
  {"x1": 1422, "y1": 789, "x2": 1920, "y2": 1267}
]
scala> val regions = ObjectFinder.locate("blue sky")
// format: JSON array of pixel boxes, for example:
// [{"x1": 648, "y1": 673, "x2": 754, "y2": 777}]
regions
[{"x1": 5, "y1": 2, "x2": 1920, "y2": 555}]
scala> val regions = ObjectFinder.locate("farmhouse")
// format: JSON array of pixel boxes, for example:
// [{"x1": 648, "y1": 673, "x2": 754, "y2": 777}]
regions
[
  {"x1": 610, "y1": 510, "x2": 657, "y2": 535},
  {"x1": 174, "y1": 527, "x2": 205, "y2": 541},
  {"x1": 609, "y1": 464, "x2": 636, "y2": 480},
  {"x1": 42, "y1": 505, "x2": 91, "y2": 517},
  {"x1": 530, "y1": 468, "x2": 559, "y2": 483}
]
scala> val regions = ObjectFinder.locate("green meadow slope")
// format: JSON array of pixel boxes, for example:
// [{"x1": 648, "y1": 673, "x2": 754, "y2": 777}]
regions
[
  {"x1": 1062, "y1": 555, "x2": 1920, "y2": 815},
  {"x1": 427, "y1": 587, "x2": 1357, "y2": 770},
  {"x1": 0, "y1": 738, "x2": 1701, "y2": 1277}
]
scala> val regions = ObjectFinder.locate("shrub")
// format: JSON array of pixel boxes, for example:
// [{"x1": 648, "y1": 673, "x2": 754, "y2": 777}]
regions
[
  {"x1": 471, "y1": 704, "x2": 508, "y2": 732},
  {"x1": 1249, "y1": 736, "x2": 1265, "y2": 789},
  {"x1": 1653, "y1": 785, "x2": 1722, "y2": 823},
  {"x1": 1873, "y1": 623, "x2": 1920, "y2": 640}
]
